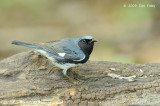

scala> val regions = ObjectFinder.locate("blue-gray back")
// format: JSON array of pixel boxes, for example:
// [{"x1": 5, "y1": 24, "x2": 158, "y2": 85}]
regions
[{"x1": 36, "y1": 38, "x2": 85, "y2": 61}]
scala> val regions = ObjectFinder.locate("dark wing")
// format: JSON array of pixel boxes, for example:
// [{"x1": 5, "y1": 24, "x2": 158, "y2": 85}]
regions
[{"x1": 36, "y1": 39, "x2": 85, "y2": 61}]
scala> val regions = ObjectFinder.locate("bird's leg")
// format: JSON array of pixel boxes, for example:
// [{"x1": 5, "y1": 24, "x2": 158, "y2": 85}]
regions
[
  {"x1": 63, "y1": 69, "x2": 75, "y2": 84},
  {"x1": 48, "y1": 66, "x2": 59, "y2": 74},
  {"x1": 48, "y1": 67, "x2": 54, "y2": 73},
  {"x1": 41, "y1": 58, "x2": 48, "y2": 66},
  {"x1": 38, "y1": 58, "x2": 48, "y2": 70}
]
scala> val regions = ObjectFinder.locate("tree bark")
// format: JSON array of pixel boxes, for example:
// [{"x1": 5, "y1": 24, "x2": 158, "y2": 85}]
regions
[{"x1": 0, "y1": 51, "x2": 160, "y2": 105}]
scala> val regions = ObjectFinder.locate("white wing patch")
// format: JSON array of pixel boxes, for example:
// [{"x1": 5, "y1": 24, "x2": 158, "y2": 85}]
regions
[{"x1": 58, "y1": 53, "x2": 66, "y2": 57}]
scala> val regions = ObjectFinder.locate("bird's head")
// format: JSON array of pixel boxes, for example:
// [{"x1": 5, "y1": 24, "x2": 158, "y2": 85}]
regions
[{"x1": 77, "y1": 36, "x2": 97, "y2": 55}]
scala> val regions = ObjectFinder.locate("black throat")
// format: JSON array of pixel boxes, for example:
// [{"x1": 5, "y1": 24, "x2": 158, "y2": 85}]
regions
[
  {"x1": 78, "y1": 41, "x2": 94, "y2": 63},
  {"x1": 79, "y1": 44, "x2": 94, "y2": 56}
]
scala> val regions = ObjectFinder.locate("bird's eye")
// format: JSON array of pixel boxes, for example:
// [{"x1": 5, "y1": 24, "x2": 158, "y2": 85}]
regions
[{"x1": 82, "y1": 40, "x2": 86, "y2": 43}]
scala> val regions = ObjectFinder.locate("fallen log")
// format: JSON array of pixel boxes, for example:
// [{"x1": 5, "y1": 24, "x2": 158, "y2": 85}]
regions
[{"x1": 0, "y1": 51, "x2": 160, "y2": 105}]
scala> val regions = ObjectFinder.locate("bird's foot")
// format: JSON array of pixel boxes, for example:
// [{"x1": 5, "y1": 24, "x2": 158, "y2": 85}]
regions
[
  {"x1": 73, "y1": 71, "x2": 90, "y2": 79},
  {"x1": 64, "y1": 74, "x2": 81, "y2": 85},
  {"x1": 70, "y1": 81, "x2": 80, "y2": 86}
]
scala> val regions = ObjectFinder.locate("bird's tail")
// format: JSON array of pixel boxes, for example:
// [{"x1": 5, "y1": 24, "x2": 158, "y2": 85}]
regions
[{"x1": 12, "y1": 40, "x2": 42, "y2": 50}]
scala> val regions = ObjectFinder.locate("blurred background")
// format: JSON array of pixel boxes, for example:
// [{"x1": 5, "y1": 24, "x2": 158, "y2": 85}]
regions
[{"x1": 0, "y1": 0, "x2": 160, "y2": 64}]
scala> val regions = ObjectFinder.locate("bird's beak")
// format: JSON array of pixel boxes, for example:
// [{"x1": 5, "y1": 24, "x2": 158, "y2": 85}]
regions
[{"x1": 91, "y1": 39, "x2": 97, "y2": 43}]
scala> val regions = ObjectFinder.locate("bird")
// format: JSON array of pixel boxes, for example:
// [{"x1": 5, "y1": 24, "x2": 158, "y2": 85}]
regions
[{"x1": 12, "y1": 36, "x2": 97, "y2": 83}]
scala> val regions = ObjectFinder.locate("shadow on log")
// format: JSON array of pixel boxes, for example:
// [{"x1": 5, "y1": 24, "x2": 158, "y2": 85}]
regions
[{"x1": 0, "y1": 51, "x2": 160, "y2": 105}]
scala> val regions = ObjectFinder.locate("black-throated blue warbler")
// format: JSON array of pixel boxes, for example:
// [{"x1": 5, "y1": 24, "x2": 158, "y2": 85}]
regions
[{"x1": 12, "y1": 36, "x2": 97, "y2": 83}]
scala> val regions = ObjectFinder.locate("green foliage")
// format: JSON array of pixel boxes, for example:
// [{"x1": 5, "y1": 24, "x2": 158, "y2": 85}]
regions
[{"x1": 109, "y1": 57, "x2": 135, "y2": 63}]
